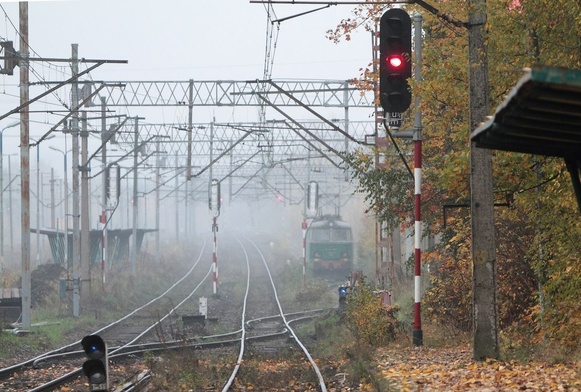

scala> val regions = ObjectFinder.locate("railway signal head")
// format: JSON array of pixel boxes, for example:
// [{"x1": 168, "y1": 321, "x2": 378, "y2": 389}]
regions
[
  {"x1": 380, "y1": 8, "x2": 412, "y2": 114},
  {"x1": 81, "y1": 335, "x2": 109, "y2": 392},
  {"x1": 0, "y1": 41, "x2": 17, "y2": 75}
]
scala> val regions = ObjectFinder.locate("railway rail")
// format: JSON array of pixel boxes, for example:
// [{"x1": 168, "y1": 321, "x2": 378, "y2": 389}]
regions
[
  {"x1": 0, "y1": 235, "x2": 337, "y2": 391},
  {"x1": 0, "y1": 240, "x2": 214, "y2": 391},
  {"x1": 219, "y1": 236, "x2": 328, "y2": 391}
]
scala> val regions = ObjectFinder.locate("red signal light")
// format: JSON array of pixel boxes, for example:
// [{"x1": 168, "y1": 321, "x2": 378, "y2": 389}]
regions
[{"x1": 387, "y1": 55, "x2": 403, "y2": 69}]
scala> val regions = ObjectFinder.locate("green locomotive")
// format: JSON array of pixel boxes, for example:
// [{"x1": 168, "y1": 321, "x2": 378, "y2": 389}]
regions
[{"x1": 306, "y1": 215, "x2": 354, "y2": 278}]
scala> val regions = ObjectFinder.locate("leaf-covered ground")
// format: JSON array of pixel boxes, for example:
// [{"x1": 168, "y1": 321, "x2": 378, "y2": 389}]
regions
[{"x1": 369, "y1": 344, "x2": 580, "y2": 391}]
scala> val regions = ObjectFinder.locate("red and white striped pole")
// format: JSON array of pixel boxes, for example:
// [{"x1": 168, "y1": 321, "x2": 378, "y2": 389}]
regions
[
  {"x1": 302, "y1": 218, "x2": 307, "y2": 285},
  {"x1": 212, "y1": 216, "x2": 218, "y2": 295},
  {"x1": 209, "y1": 179, "x2": 220, "y2": 295},
  {"x1": 412, "y1": 13, "x2": 423, "y2": 347},
  {"x1": 413, "y1": 138, "x2": 423, "y2": 346}
]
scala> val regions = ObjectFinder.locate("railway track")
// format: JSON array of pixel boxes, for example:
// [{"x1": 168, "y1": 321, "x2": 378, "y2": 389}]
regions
[
  {"x1": 219, "y1": 236, "x2": 328, "y2": 391},
  {"x1": 0, "y1": 235, "x2": 337, "y2": 391},
  {"x1": 0, "y1": 240, "x2": 215, "y2": 391}
]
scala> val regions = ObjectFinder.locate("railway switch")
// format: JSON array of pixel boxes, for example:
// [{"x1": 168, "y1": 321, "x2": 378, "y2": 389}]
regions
[{"x1": 81, "y1": 334, "x2": 109, "y2": 392}]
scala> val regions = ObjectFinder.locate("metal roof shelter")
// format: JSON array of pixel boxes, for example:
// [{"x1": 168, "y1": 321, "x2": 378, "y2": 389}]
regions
[
  {"x1": 471, "y1": 66, "x2": 581, "y2": 212},
  {"x1": 34, "y1": 228, "x2": 155, "y2": 267}
]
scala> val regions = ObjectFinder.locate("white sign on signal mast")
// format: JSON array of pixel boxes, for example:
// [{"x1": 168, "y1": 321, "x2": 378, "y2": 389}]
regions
[
  {"x1": 306, "y1": 181, "x2": 318, "y2": 218},
  {"x1": 209, "y1": 179, "x2": 221, "y2": 217},
  {"x1": 106, "y1": 163, "x2": 121, "y2": 209},
  {"x1": 388, "y1": 112, "x2": 402, "y2": 128}
]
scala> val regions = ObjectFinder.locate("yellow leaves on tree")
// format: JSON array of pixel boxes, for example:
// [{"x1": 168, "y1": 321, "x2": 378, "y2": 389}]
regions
[{"x1": 332, "y1": 0, "x2": 581, "y2": 352}]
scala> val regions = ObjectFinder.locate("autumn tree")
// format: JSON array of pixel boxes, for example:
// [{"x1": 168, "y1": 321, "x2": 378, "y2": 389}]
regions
[{"x1": 334, "y1": 0, "x2": 581, "y2": 351}]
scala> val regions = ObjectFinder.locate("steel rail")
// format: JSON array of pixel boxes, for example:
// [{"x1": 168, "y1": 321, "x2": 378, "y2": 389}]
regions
[
  {"x1": 26, "y1": 248, "x2": 213, "y2": 392},
  {"x1": 31, "y1": 307, "x2": 330, "y2": 367},
  {"x1": 1, "y1": 241, "x2": 208, "y2": 382},
  {"x1": 2, "y1": 238, "x2": 331, "y2": 391},
  {"x1": 26, "y1": 310, "x2": 327, "y2": 392},
  {"x1": 248, "y1": 237, "x2": 329, "y2": 392},
  {"x1": 221, "y1": 237, "x2": 252, "y2": 391}
]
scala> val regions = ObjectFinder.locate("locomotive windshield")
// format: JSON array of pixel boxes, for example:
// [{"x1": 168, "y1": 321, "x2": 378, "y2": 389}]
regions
[
  {"x1": 310, "y1": 227, "x2": 352, "y2": 242},
  {"x1": 332, "y1": 228, "x2": 352, "y2": 241}
]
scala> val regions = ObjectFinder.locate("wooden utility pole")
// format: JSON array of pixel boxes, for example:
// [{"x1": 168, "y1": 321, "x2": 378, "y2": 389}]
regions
[{"x1": 468, "y1": 0, "x2": 500, "y2": 359}]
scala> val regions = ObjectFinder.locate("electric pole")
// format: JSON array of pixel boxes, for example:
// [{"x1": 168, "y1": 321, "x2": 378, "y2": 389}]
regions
[
  {"x1": 468, "y1": 0, "x2": 500, "y2": 359},
  {"x1": 100, "y1": 97, "x2": 108, "y2": 285},
  {"x1": 80, "y1": 112, "x2": 91, "y2": 306},
  {"x1": 71, "y1": 44, "x2": 81, "y2": 318},
  {"x1": 131, "y1": 117, "x2": 140, "y2": 276},
  {"x1": 19, "y1": 1, "x2": 31, "y2": 329}
]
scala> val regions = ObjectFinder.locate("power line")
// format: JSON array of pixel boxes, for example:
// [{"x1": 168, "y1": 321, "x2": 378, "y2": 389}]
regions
[{"x1": 0, "y1": 4, "x2": 70, "y2": 109}]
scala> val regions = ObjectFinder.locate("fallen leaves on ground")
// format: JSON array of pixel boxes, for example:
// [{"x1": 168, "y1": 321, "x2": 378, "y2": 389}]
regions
[{"x1": 374, "y1": 344, "x2": 580, "y2": 391}]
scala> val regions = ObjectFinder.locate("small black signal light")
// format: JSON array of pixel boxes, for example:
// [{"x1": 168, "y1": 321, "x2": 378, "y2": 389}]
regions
[
  {"x1": 81, "y1": 335, "x2": 109, "y2": 391},
  {"x1": 380, "y1": 8, "x2": 412, "y2": 114},
  {"x1": 338, "y1": 286, "x2": 348, "y2": 315}
]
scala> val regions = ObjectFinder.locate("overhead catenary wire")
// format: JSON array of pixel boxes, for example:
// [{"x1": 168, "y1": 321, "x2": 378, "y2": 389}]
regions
[
  {"x1": 257, "y1": 2, "x2": 280, "y2": 126},
  {"x1": 262, "y1": 2, "x2": 279, "y2": 82},
  {"x1": 0, "y1": 4, "x2": 72, "y2": 110}
]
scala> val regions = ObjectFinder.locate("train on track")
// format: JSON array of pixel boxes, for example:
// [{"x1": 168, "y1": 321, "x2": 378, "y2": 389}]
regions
[{"x1": 306, "y1": 214, "x2": 354, "y2": 279}]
